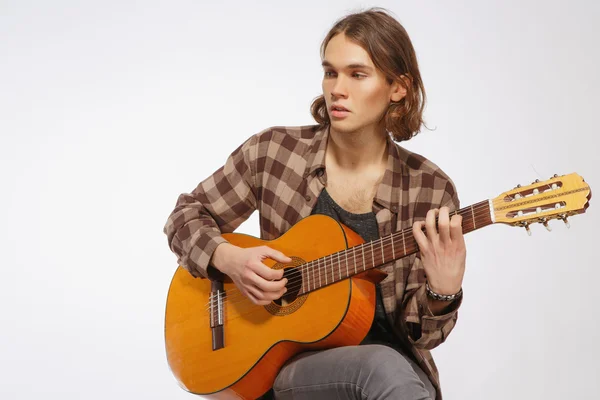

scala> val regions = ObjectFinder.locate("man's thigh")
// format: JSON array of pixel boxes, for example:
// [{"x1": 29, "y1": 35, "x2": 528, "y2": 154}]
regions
[{"x1": 271, "y1": 344, "x2": 435, "y2": 400}]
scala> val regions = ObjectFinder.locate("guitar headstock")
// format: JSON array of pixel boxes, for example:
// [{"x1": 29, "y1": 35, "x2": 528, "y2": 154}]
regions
[{"x1": 491, "y1": 173, "x2": 591, "y2": 234}]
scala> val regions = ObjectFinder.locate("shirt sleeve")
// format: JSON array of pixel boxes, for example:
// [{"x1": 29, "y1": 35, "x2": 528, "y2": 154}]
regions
[
  {"x1": 163, "y1": 134, "x2": 258, "y2": 279},
  {"x1": 398, "y1": 179, "x2": 463, "y2": 350}
]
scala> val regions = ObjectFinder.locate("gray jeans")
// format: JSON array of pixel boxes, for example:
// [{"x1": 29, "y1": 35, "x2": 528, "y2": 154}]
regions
[{"x1": 271, "y1": 344, "x2": 436, "y2": 400}]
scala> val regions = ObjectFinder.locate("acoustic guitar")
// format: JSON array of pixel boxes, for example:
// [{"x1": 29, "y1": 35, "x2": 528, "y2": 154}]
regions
[{"x1": 164, "y1": 173, "x2": 591, "y2": 399}]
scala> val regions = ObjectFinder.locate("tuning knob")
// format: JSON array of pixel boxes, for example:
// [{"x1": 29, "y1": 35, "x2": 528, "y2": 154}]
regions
[
  {"x1": 559, "y1": 214, "x2": 570, "y2": 228},
  {"x1": 524, "y1": 222, "x2": 532, "y2": 236},
  {"x1": 541, "y1": 218, "x2": 552, "y2": 232}
]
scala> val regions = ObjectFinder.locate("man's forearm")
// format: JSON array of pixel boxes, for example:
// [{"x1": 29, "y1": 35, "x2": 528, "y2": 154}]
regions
[{"x1": 210, "y1": 242, "x2": 239, "y2": 274}]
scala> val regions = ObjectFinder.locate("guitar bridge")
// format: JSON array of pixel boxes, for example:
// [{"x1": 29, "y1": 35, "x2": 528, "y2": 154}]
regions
[{"x1": 210, "y1": 280, "x2": 225, "y2": 350}]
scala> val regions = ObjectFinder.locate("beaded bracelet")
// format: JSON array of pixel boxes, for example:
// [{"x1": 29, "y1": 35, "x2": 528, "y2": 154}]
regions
[{"x1": 425, "y1": 282, "x2": 463, "y2": 302}]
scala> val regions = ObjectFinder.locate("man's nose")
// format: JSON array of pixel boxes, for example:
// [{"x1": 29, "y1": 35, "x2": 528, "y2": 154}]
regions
[{"x1": 330, "y1": 76, "x2": 348, "y2": 98}]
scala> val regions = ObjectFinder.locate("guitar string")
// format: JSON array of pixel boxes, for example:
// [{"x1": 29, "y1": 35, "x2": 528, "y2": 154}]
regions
[
  {"x1": 203, "y1": 195, "x2": 562, "y2": 312},
  {"x1": 203, "y1": 202, "x2": 492, "y2": 312},
  {"x1": 204, "y1": 191, "x2": 565, "y2": 312},
  {"x1": 204, "y1": 183, "x2": 563, "y2": 311}
]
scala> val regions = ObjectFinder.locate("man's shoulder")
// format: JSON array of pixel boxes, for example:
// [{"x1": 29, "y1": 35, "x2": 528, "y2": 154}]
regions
[
  {"x1": 253, "y1": 124, "x2": 322, "y2": 143},
  {"x1": 392, "y1": 142, "x2": 459, "y2": 207},
  {"x1": 238, "y1": 124, "x2": 324, "y2": 164},
  {"x1": 393, "y1": 142, "x2": 452, "y2": 182}
]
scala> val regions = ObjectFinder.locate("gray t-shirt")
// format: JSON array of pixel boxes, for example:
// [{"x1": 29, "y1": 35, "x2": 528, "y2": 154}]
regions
[{"x1": 311, "y1": 188, "x2": 396, "y2": 345}]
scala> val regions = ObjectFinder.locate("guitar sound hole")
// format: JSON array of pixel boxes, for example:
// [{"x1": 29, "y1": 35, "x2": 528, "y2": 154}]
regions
[{"x1": 272, "y1": 267, "x2": 301, "y2": 306}]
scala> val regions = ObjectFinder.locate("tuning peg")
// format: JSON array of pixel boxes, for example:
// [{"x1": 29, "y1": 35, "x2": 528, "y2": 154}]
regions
[
  {"x1": 553, "y1": 174, "x2": 558, "y2": 178},
  {"x1": 532, "y1": 179, "x2": 540, "y2": 184},
  {"x1": 523, "y1": 222, "x2": 532, "y2": 236},
  {"x1": 515, "y1": 184, "x2": 522, "y2": 189},
  {"x1": 559, "y1": 214, "x2": 570, "y2": 228},
  {"x1": 541, "y1": 218, "x2": 552, "y2": 232}
]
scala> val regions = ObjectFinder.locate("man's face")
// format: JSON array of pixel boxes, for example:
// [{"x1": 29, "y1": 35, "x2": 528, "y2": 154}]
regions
[{"x1": 321, "y1": 33, "x2": 402, "y2": 134}]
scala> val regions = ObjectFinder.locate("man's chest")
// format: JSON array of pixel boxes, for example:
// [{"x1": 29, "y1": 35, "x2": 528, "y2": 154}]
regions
[{"x1": 325, "y1": 173, "x2": 381, "y2": 214}]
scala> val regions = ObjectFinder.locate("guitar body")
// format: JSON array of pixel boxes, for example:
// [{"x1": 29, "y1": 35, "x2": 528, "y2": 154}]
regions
[{"x1": 164, "y1": 214, "x2": 387, "y2": 399}]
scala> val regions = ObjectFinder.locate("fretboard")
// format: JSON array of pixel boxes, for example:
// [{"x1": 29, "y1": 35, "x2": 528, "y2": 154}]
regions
[{"x1": 298, "y1": 200, "x2": 493, "y2": 295}]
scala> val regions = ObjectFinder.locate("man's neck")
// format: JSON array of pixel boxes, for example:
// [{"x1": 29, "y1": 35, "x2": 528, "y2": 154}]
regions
[{"x1": 327, "y1": 124, "x2": 388, "y2": 172}]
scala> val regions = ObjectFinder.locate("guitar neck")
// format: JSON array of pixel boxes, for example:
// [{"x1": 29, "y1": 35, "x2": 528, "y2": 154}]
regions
[{"x1": 298, "y1": 200, "x2": 493, "y2": 295}]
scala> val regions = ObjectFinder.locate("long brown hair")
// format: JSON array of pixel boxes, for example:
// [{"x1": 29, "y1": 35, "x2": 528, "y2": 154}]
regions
[{"x1": 310, "y1": 7, "x2": 427, "y2": 142}]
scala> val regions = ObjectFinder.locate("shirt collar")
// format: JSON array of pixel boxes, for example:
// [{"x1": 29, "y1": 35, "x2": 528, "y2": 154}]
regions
[
  {"x1": 303, "y1": 124, "x2": 328, "y2": 178},
  {"x1": 304, "y1": 124, "x2": 404, "y2": 214},
  {"x1": 374, "y1": 133, "x2": 404, "y2": 214}
]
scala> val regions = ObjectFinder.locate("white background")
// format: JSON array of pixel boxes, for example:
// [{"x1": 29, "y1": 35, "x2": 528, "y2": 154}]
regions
[{"x1": 1, "y1": 1, "x2": 598, "y2": 399}]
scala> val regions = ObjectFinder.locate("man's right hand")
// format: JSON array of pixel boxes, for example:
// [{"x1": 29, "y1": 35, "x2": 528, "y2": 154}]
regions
[{"x1": 211, "y1": 243, "x2": 291, "y2": 305}]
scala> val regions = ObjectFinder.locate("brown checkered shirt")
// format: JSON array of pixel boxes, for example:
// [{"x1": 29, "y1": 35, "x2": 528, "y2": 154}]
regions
[{"x1": 163, "y1": 124, "x2": 462, "y2": 400}]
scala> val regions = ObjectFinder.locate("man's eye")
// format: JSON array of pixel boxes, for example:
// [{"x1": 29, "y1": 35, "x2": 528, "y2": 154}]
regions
[{"x1": 323, "y1": 71, "x2": 365, "y2": 78}]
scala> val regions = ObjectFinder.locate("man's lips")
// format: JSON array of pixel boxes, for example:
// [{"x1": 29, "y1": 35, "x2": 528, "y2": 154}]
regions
[{"x1": 330, "y1": 103, "x2": 350, "y2": 112}]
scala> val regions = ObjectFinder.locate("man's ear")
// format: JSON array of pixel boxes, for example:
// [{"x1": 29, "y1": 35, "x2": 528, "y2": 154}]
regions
[{"x1": 390, "y1": 74, "x2": 410, "y2": 102}]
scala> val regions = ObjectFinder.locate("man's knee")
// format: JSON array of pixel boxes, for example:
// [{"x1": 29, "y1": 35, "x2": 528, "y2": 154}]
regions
[
  {"x1": 361, "y1": 345, "x2": 411, "y2": 380},
  {"x1": 359, "y1": 345, "x2": 435, "y2": 400}
]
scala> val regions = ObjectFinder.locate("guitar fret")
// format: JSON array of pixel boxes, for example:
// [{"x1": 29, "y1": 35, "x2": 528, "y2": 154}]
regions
[
  {"x1": 392, "y1": 236, "x2": 395, "y2": 259},
  {"x1": 318, "y1": 258, "x2": 322, "y2": 288},
  {"x1": 324, "y1": 257, "x2": 328, "y2": 285},
  {"x1": 345, "y1": 249, "x2": 348, "y2": 279},
  {"x1": 307, "y1": 263, "x2": 310, "y2": 292},
  {"x1": 402, "y1": 230, "x2": 406, "y2": 255},
  {"x1": 471, "y1": 205, "x2": 476, "y2": 229},
  {"x1": 337, "y1": 252, "x2": 341, "y2": 280},
  {"x1": 362, "y1": 245, "x2": 366, "y2": 271},
  {"x1": 331, "y1": 255, "x2": 334, "y2": 283},
  {"x1": 381, "y1": 240, "x2": 385, "y2": 264},
  {"x1": 353, "y1": 247, "x2": 357, "y2": 275},
  {"x1": 370, "y1": 242, "x2": 375, "y2": 267}
]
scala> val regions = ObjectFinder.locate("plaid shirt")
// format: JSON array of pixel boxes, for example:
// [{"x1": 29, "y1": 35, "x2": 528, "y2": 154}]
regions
[{"x1": 163, "y1": 124, "x2": 462, "y2": 400}]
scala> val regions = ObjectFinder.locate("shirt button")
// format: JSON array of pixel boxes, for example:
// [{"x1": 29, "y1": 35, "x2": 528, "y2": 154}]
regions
[
  {"x1": 391, "y1": 206, "x2": 398, "y2": 212},
  {"x1": 305, "y1": 195, "x2": 311, "y2": 201}
]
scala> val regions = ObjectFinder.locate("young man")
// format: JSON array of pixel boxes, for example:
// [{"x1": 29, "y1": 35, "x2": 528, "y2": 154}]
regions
[{"x1": 164, "y1": 7, "x2": 466, "y2": 400}]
